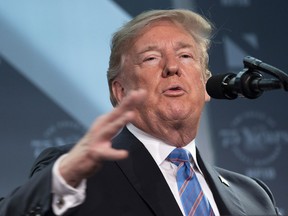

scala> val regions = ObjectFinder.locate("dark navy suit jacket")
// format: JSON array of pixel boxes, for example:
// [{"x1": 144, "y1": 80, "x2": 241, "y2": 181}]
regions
[{"x1": 0, "y1": 127, "x2": 280, "y2": 215}]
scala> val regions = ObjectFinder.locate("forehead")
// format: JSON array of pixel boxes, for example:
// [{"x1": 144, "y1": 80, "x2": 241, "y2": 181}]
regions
[{"x1": 131, "y1": 20, "x2": 197, "y2": 51}]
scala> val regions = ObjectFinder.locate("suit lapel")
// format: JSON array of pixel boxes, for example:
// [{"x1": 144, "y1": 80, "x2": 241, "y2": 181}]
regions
[
  {"x1": 112, "y1": 128, "x2": 248, "y2": 215},
  {"x1": 113, "y1": 127, "x2": 183, "y2": 216},
  {"x1": 196, "y1": 149, "x2": 246, "y2": 215}
]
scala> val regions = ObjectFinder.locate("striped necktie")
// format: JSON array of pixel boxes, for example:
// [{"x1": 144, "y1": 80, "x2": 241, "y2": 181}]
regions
[{"x1": 167, "y1": 148, "x2": 214, "y2": 216}]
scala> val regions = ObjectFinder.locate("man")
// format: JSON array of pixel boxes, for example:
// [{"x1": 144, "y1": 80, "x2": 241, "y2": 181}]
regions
[{"x1": 0, "y1": 9, "x2": 279, "y2": 216}]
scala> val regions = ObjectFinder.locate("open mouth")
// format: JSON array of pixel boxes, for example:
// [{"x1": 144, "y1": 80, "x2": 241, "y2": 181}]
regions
[
  {"x1": 169, "y1": 86, "x2": 182, "y2": 91},
  {"x1": 163, "y1": 85, "x2": 185, "y2": 96}
]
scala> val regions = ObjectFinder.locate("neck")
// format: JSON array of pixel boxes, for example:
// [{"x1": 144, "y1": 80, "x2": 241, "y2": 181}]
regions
[{"x1": 132, "y1": 118, "x2": 198, "y2": 147}]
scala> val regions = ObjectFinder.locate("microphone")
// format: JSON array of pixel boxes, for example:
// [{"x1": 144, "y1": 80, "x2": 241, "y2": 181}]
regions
[{"x1": 206, "y1": 71, "x2": 283, "y2": 100}]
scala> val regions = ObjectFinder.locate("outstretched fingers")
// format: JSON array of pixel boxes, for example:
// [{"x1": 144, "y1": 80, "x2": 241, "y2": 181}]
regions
[
  {"x1": 89, "y1": 89, "x2": 146, "y2": 142},
  {"x1": 59, "y1": 89, "x2": 147, "y2": 186}
]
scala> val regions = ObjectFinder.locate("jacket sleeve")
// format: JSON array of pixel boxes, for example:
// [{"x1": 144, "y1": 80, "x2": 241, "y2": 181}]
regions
[
  {"x1": 253, "y1": 178, "x2": 281, "y2": 215},
  {"x1": 0, "y1": 146, "x2": 67, "y2": 216}
]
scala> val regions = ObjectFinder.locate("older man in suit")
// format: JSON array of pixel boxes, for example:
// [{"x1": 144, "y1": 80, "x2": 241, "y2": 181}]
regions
[{"x1": 0, "y1": 9, "x2": 279, "y2": 216}]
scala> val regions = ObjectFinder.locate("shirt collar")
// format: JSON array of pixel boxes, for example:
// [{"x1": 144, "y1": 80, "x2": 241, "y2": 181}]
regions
[{"x1": 126, "y1": 124, "x2": 202, "y2": 173}]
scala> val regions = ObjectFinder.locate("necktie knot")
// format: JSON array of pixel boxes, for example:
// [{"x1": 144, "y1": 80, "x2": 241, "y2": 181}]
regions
[{"x1": 167, "y1": 148, "x2": 191, "y2": 166}]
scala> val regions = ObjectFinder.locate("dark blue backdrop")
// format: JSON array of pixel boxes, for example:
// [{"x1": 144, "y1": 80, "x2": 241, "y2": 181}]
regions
[{"x1": 0, "y1": 0, "x2": 287, "y2": 214}]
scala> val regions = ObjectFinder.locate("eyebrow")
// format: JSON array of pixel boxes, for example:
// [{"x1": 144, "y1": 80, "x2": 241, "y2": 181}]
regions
[
  {"x1": 137, "y1": 45, "x2": 159, "y2": 55},
  {"x1": 137, "y1": 42, "x2": 195, "y2": 55}
]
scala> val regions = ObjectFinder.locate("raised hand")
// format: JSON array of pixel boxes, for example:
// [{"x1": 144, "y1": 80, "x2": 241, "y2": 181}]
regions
[{"x1": 59, "y1": 89, "x2": 146, "y2": 187}]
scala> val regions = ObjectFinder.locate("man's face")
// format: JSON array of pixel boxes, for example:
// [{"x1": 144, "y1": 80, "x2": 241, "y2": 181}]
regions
[{"x1": 113, "y1": 20, "x2": 210, "y2": 132}]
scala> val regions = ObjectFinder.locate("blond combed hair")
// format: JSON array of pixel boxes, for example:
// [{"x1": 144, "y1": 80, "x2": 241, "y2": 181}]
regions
[{"x1": 107, "y1": 9, "x2": 213, "y2": 106}]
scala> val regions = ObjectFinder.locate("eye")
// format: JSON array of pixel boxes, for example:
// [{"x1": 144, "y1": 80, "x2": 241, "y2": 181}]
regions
[
  {"x1": 180, "y1": 53, "x2": 192, "y2": 59},
  {"x1": 142, "y1": 54, "x2": 161, "y2": 66},
  {"x1": 144, "y1": 56, "x2": 157, "y2": 62}
]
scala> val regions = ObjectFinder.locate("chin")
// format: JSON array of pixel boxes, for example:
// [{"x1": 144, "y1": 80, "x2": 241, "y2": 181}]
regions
[
  {"x1": 168, "y1": 107, "x2": 190, "y2": 118},
  {"x1": 163, "y1": 112, "x2": 191, "y2": 124}
]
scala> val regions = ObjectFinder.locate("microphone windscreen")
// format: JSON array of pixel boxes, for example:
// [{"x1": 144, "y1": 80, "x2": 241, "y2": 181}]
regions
[{"x1": 206, "y1": 73, "x2": 234, "y2": 99}]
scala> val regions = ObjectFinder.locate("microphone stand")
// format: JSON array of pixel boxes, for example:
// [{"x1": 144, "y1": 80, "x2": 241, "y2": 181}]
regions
[{"x1": 234, "y1": 56, "x2": 288, "y2": 99}]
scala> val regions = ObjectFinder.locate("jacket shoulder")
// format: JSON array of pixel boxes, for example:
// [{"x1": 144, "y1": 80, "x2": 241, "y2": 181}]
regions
[
  {"x1": 29, "y1": 144, "x2": 74, "y2": 177},
  {"x1": 214, "y1": 166, "x2": 279, "y2": 214}
]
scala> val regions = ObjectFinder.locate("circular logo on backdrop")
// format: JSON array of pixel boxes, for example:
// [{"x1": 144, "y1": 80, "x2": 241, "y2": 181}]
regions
[
  {"x1": 219, "y1": 111, "x2": 285, "y2": 166},
  {"x1": 30, "y1": 120, "x2": 85, "y2": 158}
]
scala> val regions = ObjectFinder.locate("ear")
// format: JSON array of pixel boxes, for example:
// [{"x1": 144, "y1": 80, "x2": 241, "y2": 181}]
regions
[
  {"x1": 203, "y1": 76, "x2": 210, "y2": 102},
  {"x1": 112, "y1": 80, "x2": 126, "y2": 104},
  {"x1": 204, "y1": 90, "x2": 211, "y2": 102}
]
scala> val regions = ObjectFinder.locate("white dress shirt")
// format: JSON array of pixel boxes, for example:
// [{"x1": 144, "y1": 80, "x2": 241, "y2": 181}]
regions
[
  {"x1": 126, "y1": 124, "x2": 220, "y2": 216},
  {"x1": 51, "y1": 154, "x2": 86, "y2": 215},
  {"x1": 51, "y1": 124, "x2": 220, "y2": 215}
]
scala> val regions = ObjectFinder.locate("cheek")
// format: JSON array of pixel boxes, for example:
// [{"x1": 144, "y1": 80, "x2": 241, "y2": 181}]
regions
[
  {"x1": 121, "y1": 70, "x2": 140, "y2": 91},
  {"x1": 188, "y1": 75, "x2": 207, "y2": 99},
  {"x1": 134, "y1": 70, "x2": 160, "y2": 90}
]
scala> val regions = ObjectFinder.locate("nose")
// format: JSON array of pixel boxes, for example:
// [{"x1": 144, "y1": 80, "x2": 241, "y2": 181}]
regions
[{"x1": 162, "y1": 56, "x2": 181, "y2": 78}]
